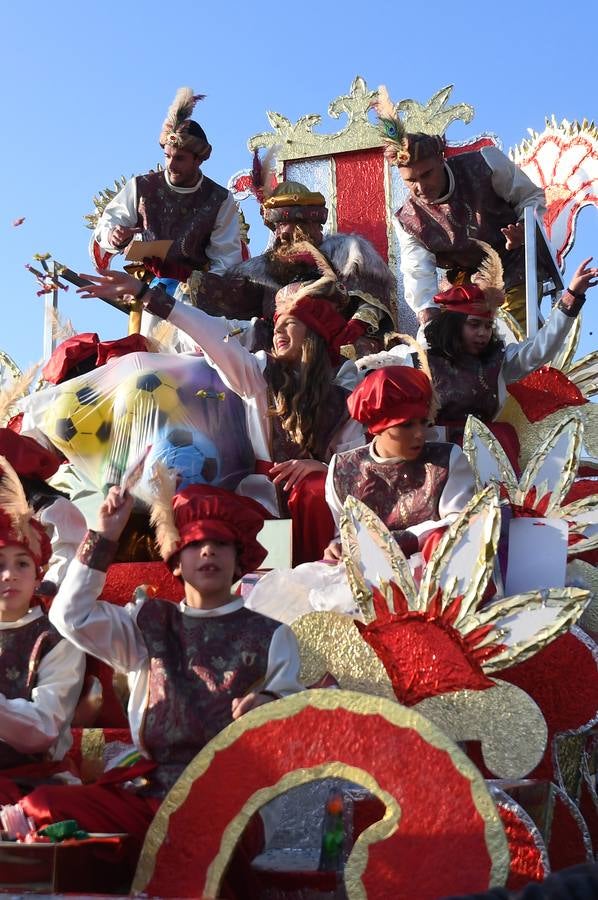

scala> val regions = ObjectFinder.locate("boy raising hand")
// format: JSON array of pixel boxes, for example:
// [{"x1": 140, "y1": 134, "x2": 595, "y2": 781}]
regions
[{"x1": 23, "y1": 483, "x2": 302, "y2": 850}]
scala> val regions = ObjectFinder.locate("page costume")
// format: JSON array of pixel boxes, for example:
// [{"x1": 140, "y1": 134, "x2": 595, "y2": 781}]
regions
[
  {"x1": 0, "y1": 457, "x2": 84, "y2": 804},
  {"x1": 23, "y1": 487, "x2": 302, "y2": 852},
  {"x1": 326, "y1": 366, "x2": 475, "y2": 556},
  {"x1": 394, "y1": 146, "x2": 547, "y2": 319}
]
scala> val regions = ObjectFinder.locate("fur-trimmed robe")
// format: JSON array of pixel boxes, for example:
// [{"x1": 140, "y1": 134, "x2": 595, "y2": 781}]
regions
[{"x1": 185, "y1": 233, "x2": 397, "y2": 338}]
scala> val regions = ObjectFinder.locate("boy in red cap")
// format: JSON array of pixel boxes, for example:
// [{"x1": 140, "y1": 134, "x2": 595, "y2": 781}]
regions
[
  {"x1": 324, "y1": 362, "x2": 475, "y2": 561},
  {"x1": 0, "y1": 456, "x2": 85, "y2": 804},
  {"x1": 22, "y1": 483, "x2": 302, "y2": 855}
]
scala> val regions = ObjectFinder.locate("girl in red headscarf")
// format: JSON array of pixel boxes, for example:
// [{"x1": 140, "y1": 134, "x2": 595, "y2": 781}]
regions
[
  {"x1": 424, "y1": 247, "x2": 597, "y2": 468},
  {"x1": 0, "y1": 456, "x2": 84, "y2": 805},
  {"x1": 324, "y1": 363, "x2": 475, "y2": 562},
  {"x1": 76, "y1": 246, "x2": 365, "y2": 564}
]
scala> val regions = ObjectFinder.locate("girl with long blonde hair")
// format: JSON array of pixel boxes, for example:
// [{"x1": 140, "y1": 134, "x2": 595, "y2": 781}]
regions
[{"x1": 77, "y1": 246, "x2": 364, "y2": 564}]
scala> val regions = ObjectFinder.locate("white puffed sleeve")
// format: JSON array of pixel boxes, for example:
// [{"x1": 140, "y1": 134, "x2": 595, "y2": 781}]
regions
[
  {"x1": 261, "y1": 624, "x2": 304, "y2": 697},
  {"x1": 0, "y1": 634, "x2": 85, "y2": 759},
  {"x1": 93, "y1": 179, "x2": 139, "y2": 254},
  {"x1": 204, "y1": 192, "x2": 243, "y2": 274}
]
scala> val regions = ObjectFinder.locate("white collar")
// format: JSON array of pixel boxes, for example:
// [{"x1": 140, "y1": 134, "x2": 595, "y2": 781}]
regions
[
  {"x1": 178, "y1": 596, "x2": 244, "y2": 618},
  {"x1": 164, "y1": 169, "x2": 204, "y2": 194},
  {"x1": 369, "y1": 438, "x2": 411, "y2": 464},
  {"x1": 0, "y1": 605, "x2": 43, "y2": 630}
]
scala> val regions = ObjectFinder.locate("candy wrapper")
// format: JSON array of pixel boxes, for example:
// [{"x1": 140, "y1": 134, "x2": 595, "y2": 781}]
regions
[{"x1": 18, "y1": 351, "x2": 254, "y2": 502}]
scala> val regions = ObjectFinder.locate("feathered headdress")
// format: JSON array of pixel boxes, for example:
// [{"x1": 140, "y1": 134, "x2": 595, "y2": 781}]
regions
[
  {"x1": 149, "y1": 462, "x2": 180, "y2": 562},
  {"x1": 0, "y1": 364, "x2": 39, "y2": 426},
  {"x1": 251, "y1": 147, "x2": 278, "y2": 206},
  {"x1": 471, "y1": 241, "x2": 505, "y2": 309},
  {"x1": 0, "y1": 455, "x2": 51, "y2": 571},
  {"x1": 148, "y1": 468, "x2": 267, "y2": 577},
  {"x1": 372, "y1": 85, "x2": 445, "y2": 167},
  {"x1": 159, "y1": 88, "x2": 211, "y2": 162},
  {"x1": 434, "y1": 242, "x2": 505, "y2": 318},
  {"x1": 273, "y1": 242, "x2": 346, "y2": 313},
  {"x1": 261, "y1": 180, "x2": 328, "y2": 230}
]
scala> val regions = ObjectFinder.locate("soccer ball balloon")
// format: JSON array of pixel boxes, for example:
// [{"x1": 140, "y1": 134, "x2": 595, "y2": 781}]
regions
[
  {"x1": 113, "y1": 370, "x2": 185, "y2": 437},
  {"x1": 45, "y1": 383, "x2": 113, "y2": 459},
  {"x1": 143, "y1": 428, "x2": 220, "y2": 495}
]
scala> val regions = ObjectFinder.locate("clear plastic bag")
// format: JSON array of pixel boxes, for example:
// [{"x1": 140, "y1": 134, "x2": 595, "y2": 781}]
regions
[{"x1": 20, "y1": 352, "x2": 254, "y2": 500}]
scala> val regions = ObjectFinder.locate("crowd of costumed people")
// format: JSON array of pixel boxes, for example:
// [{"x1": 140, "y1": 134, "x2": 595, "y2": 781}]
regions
[{"x1": 0, "y1": 84, "x2": 598, "y2": 899}]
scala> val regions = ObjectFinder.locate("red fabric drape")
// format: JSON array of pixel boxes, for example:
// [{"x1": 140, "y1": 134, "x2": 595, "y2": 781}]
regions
[{"x1": 287, "y1": 471, "x2": 335, "y2": 565}]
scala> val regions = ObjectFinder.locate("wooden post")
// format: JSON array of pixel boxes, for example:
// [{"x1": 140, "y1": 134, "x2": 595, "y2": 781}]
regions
[
  {"x1": 42, "y1": 261, "x2": 59, "y2": 360},
  {"x1": 128, "y1": 299, "x2": 143, "y2": 335}
]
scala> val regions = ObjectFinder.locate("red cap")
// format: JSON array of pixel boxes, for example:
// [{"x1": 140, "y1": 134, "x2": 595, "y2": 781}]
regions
[
  {"x1": 0, "y1": 429, "x2": 60, "y2": 480},
  {"x1": 171, "y1": 485, "x2": 268, "y2": 577},
  {"x1": 433, "y1": 283, "x2": 495, "y2": 319},
  {"x1": 42, "y1": 333, "x2": 100, "y2": 384},
  {"x1": 348, "y1": 367, "x2": 432, "y2": 434},
  {"x1": 95, "y1": 334, "x2": 149, "y2": 367},
  {"x1": 274, "y1": 286, "x2": 350, "y2": 364},
  {"x1": 43, "y1": 333, "x2": 151, "y2": 384},
  {"x1": 0, "y1": 511, "x2": 51, "y2": 571}
]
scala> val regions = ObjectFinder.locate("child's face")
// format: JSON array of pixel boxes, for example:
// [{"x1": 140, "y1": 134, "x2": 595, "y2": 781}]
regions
[
  {"x1": 462, "y1": 316, "x2": 494, "y2": 355},
  {"x1": 176, "y1": 539, "x2": 238, "y2": 598},
  {"x1": 273, "y1": 315, "x2": 308, "y2": 364},
  {"x1": 0, "y1": 545, "x2": 39, "y2": 622},
  {"x1": 380, "y1": 418, "x2": 428, "y2": 460}
]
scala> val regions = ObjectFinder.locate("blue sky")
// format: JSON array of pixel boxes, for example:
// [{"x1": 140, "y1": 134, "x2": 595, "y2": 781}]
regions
[{"x1": 1, "y1": 0, "x2": 596, "y2": 370}]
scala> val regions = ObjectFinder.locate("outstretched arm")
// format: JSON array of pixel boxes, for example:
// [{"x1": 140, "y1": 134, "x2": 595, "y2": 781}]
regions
[
  {"x1": 77, "y1": 271, "x2": 266, "y2": 399},
  {"x1": 502, "y1": 257, "x2": 598, "y2": 383},
  {"x1": 394, "y1": 220, "x2": 441, "y2": 324}
]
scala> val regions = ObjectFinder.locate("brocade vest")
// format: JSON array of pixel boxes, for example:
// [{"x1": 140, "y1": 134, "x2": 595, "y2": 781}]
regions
[
  {"x1": 263, "y1": 358, "x2": 351, "y2": 464},
  {"x1": 397, "y1": 153, "x2": 538, "y2": 290},
  {"x1": 333, "y1": 442, "x2": 452, "y2": 532},
  {"x1": 136, "y1": 599, "x2": 280, "y2": 797},
  {"x1": 135, "y1": 171, "x2": 229, "y2": 271},
  {"x1": 428, "y1": 348, "x2": 505, "y2": 424},
  {"x1": 0, "y1": 614, "x2": 62, "y2": 770}
]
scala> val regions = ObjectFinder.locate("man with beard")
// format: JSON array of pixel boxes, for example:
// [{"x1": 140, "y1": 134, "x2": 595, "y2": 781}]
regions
[{"x1": 183, "y1": 181, "x2": 397, "y2": 354}]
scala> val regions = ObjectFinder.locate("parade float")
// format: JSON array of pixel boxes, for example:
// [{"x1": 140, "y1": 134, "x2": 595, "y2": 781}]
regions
[{"x1": 0, "y1": 79, "x2": 597, "y2": 898}]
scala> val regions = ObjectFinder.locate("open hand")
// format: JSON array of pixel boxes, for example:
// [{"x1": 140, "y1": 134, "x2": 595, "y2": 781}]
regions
[
  {"x1": 568, "y1": 257, "x2": 598, "y2": 296},
  {"x1": 77, "y1": 271, "x2": 142, "y2": 301},
  {"x1": 97, "y1": 486, "x2": 134, "y2": 542},
  {"x1": 270, "y1": 458, "x2": 327, "y2": 492},
  {"x1": 501, "y1": 222, "x2": 524, "y2": 250}
]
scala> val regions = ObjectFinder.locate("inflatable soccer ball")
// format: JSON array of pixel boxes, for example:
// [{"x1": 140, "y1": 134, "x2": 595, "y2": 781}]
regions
[
  {"x1": 143, "y1": 428, "x2": 220, "y2": 494},
  {"x1": 113, "y1": 370, "x2": 185, "y2": 437},
  {"x1": 45, "y1": 383, "x2": 113, "y2": 458}
]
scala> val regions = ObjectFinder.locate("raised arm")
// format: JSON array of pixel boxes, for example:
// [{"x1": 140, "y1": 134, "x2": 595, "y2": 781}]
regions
[
  {"x1": 49, "y1": 488, "x2": 148, "y2": 674},
  {"x1": 77, "y1": 272, "x2": 266, "y2": 399},
  {"x1": 502, "y1": 257, "x2": 597, "y2": 383}
]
